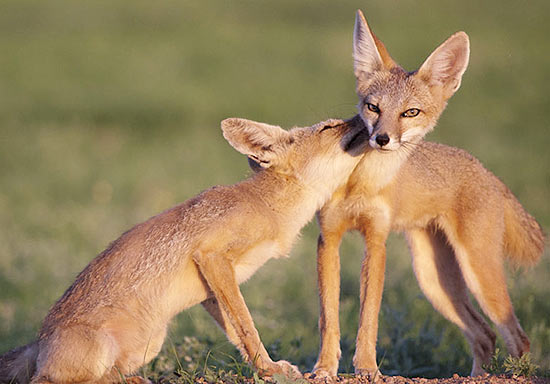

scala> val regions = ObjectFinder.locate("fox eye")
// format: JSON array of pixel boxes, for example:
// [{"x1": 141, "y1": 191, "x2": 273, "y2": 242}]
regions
[
  {"x1": 366, "y1": 103, "x2": 380, "y2": 113},
  {"x1": 402, "y1": 108, "x2": 420, "y2": 117}
]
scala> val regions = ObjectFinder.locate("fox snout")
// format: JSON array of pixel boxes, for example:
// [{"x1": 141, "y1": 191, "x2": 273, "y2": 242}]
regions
[
  {"x1": 361, "y1": 111, "x2": 402, "y2": 151},
  {"x1": 368, "y1": 125, "x2": 401, "y2": 151},
  {"x1": 373, "y1": 132, "x2": 389, "y2": 147}
]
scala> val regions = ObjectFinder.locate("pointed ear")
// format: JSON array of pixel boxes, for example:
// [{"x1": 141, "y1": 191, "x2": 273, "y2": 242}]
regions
[
  {"x1": 221, "y1": 118, "x2": 290, "y2": 168},
  {"x1": 353, "y1": 10, "x2": 396, "y2": 80},
  {"x1": 417, "y1": 31, "x2": 470, "y2": 98}
]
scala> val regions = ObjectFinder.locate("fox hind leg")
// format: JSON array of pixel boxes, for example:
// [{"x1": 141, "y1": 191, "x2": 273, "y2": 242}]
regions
[
  {"x1": 440, "y1": 219, "x2": 530, "y2": 358},
  {"x1": 406, "y1": 227, "x2": 496, "y2": 376},
  {"x1": 33, "y1": 325, "x2": 117, "y2": 383}
]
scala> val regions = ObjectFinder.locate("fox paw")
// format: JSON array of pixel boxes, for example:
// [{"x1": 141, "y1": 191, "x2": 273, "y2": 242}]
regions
[
  {"x1": 263, "y1": 360, "x2": 302, "y2": 379},
  {"x1": 311, "y1": 366, "x2": 338, "y2": 378},
  {"x1": 123, "y1": 376, "x2": 152, "y2": 384},
  {"x1": 355, "y1": 368, "x2": 383, "y2": 383}
]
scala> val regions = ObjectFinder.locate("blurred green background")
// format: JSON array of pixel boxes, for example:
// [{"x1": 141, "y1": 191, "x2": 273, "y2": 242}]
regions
[{"x1": 0, "y1": 0, "x2": 548, "y2": 379}]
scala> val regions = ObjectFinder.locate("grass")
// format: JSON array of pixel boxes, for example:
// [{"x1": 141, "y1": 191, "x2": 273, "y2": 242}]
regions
[
  {"x1": 483, "y1": 348, "x2": 539, "y2": 378},
  {"x1": 0, "y1": 0, "x2": 549, "y2": 380}
]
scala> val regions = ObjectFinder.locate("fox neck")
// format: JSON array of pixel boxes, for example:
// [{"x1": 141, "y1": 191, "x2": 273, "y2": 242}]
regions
[
  {"x1": 348, "y1": 145, "x2": 412, "y2": 195},
  {"x1": 248, "y1": 169, "x2": 341, "y2": 233}
]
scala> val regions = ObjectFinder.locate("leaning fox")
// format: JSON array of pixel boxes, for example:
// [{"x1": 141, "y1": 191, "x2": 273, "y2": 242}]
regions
[
  {"x1": 0, "y1": 116, "x2": 369, "y2": 383},
  {"x1": 313, "y1": 10, "x2": 545, "y2": 378}
]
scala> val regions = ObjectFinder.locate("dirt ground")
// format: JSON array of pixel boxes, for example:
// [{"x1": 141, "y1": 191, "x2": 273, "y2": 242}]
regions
[
  {"x1": 302, "y1": 373, "x2": 550, "y2": 384},
  {"x1": 189, "y1": 373, "x2": 550, "y2": 384}
]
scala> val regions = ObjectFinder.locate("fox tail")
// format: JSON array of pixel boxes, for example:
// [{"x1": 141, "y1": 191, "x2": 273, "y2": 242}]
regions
[
  {"x1": 503, "y1": 189, "x2": 545, "y2": 266},
  {"x1": 0, "y1": 341, "x2": 38, "y2": 384}
]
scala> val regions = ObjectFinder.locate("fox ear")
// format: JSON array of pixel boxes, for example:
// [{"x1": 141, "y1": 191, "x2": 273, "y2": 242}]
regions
[
  {"x1": 221, "y1": 118, "x2": 290, "y2": 169},
  {"x1": 353, "y1": 10, "x2": 396, "y2": 80},
  {"x1": 417, "y1": 31, "x2": 470, "y2": 98}
]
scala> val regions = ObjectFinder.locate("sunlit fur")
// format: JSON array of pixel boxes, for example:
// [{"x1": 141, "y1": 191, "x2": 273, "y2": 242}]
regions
[
  {"x1": 313, "y1": 10, "x2": 544, "y2": 380},
  {"x1": 359, "y1": 67, "x2": 446, "y2": 151},
  {"x1": 0, "y1": 117, "x2": 369, "y2": 384}
]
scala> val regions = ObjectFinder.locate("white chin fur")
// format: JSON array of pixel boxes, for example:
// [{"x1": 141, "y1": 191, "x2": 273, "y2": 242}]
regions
[{"x1": 369, "y1": 137, "x2": 401, "y2": 151}]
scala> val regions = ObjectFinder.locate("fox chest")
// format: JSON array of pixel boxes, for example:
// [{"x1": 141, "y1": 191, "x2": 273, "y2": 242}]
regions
[
  {"x1": 234, "y1": 241, "x2": 284, "y2": 284},
  {"x1": 349, "y1": 151, "x2": 404, "y2": 195},
  {"x1": 345, "y1": 194, "x2": 393, "y2": 230}
]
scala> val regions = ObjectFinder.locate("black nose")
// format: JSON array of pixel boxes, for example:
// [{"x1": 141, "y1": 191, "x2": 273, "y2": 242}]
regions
[{"x1": 375, "y1": 133, "x2": 390, "y2": 147}]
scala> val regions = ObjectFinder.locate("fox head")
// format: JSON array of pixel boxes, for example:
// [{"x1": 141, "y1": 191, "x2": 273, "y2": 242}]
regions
[
  {"x1": 221, "y1": 116, "x2": 368, "y2": 197},
  {"x1": 353, "y1": 10, "x2": 470, "y2": 151}
]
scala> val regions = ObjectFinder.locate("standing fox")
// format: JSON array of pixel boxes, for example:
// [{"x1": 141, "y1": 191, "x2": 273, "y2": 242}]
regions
[
  {"x1": 312, "y1": 10, "x2": 545, "y2": 378},
  {"x1": 0, "y1": 116, "x2": 370, "y2": 383}
]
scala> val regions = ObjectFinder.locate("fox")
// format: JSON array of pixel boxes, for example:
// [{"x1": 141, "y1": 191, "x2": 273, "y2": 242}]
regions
[
  {"x1": 0, "y1": 116, "x2": 370, "y2": 383},
  {"x1": 311, "y1": 10, "x2": 545, "y2": 379}
]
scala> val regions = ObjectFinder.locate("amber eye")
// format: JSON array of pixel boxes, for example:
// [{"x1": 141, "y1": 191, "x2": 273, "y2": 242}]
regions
[
  {"x1": 366, "y1": 103, "x2": 380, "y2": 113},
  {"x1": 402, "y1": 108, "x2": 420, "y2": 117}
]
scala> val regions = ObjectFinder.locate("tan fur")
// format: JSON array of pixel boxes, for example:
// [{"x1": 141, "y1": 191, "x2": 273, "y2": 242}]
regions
[
  {"x1": 313, "y1": 10, "x2": 544, "y2": 379},
  {"x1": 0, "y1": 116, "x2": 370, "y2": 383}
]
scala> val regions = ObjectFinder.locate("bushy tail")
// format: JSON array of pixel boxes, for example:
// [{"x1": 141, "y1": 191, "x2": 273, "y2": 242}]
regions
[
  {"x1": 503, "y1": 189, "x2": 545, "y2": 266},
  {"x1": 0, "y1": 342, "x2": 38, "y2": 384}
]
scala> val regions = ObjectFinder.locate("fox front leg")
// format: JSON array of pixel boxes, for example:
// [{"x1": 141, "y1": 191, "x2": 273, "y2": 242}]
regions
[
  {"x1": 192, "y1": 251, "x2": 301, "y2": 379},
  {"x1": 313, "y1": 229, "x2": 346, "y2": 377},
  {"x1": 353, "y1": 219, "x2": 390, "y2": 381},
  {"x1": 202, "y1": 296, "x2": 246, "y2": 358}
]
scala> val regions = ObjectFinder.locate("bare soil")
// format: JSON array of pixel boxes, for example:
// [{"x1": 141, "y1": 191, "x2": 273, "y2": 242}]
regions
[
  {"x1": 302, "y1": 373, "x2": 550, "y2": 384},
  {"x1": 189, "y1": 373, "x2": 550, "y2": 384}
]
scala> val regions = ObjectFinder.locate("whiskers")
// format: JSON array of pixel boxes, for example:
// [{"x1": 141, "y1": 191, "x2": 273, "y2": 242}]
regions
[
  {"x1": 399, "y1": 139, "x2": 436, "y2": 164},
  {"x1": 394, "y1": 140, "x2": 421, "y2": 161}
]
